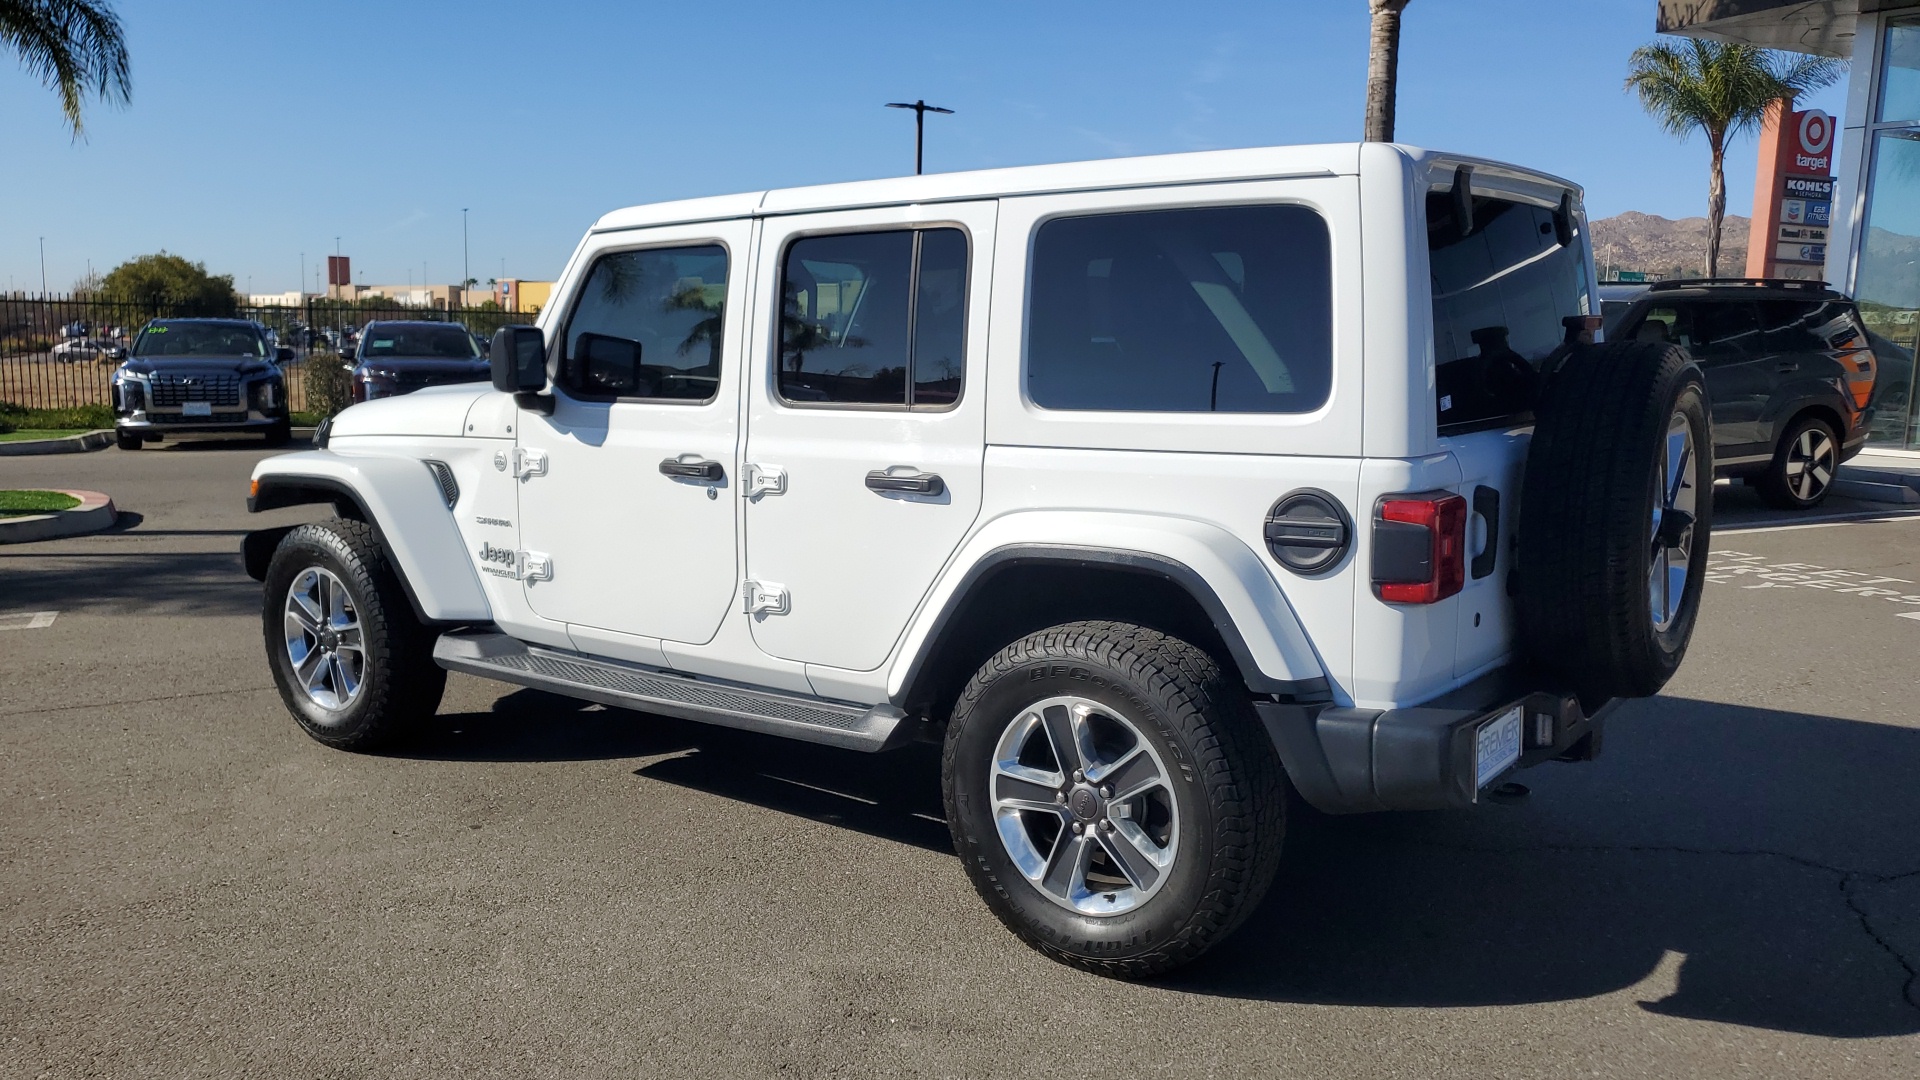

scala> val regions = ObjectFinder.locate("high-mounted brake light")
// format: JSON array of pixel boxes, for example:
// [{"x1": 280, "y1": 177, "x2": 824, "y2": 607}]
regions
[{"x1": 1372, "y1": 492, "x2": 1468, "y2": 604}]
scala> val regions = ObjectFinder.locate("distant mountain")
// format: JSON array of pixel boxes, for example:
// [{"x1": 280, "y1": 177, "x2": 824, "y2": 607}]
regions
[{"x1": 1590, "y1": 211, "x2": 1751, "y2": 279}]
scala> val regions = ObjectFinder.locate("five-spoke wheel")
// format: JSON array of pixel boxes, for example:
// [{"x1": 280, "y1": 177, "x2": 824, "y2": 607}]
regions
[
  {"x1": 284, "y1": 566, "x2": 365, "y2": 711},
  {"x1": 1650, "y1": 411, "x2": 1698, "y2": 632}
]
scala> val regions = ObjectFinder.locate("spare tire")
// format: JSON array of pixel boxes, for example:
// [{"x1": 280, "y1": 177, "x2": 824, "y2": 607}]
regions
[{"x1": 1515, "y1": 339, "x2": 1713, "y2": 700}]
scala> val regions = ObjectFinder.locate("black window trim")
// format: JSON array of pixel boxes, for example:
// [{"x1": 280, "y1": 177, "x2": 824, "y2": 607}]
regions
[
  {"x1": 551, "y1": 236, "x2": 734, "y2": 408},
  {"x1": 1018, "y1": 198, "x2": 1339, "y2": 417},
  {"x1": 771, "y1": 222, "x2": 973, "y2": 413}
]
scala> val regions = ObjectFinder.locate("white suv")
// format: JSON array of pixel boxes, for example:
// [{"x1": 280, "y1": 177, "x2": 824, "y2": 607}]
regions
[{"x1": 245, "y1": 143, "x2": 1712, "y2": 976}]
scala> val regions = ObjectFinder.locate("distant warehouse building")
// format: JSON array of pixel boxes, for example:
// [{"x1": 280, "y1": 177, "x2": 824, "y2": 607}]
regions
[
  {"x1": 495, "y1": 279, "x2": 553, "y2": 314},
  {"x1": 1659, "y1": 0, "x2": 1920, "y2": 450}
]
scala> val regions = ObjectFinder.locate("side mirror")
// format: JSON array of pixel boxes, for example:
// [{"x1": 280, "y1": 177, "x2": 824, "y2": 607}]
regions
[
  {"x1": 491, "y1": 325, "x2": 547, "y2": 391},
  {"x1": 276, "y1": 347, "x2": 295, "y2": 364}
]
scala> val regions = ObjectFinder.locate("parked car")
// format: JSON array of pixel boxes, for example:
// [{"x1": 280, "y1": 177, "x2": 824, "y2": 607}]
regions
[
  {"x1": 49, "y1": 338, "x2": 121, "y2": 363},
  {"x1": 245, "y1": 143, "x2": 1712, "y2": 977},
  {"x1": 112, "y1": 318, "x2": 292, "y2": 450},
  {"x1": 1605, "y1": 278, "x2": 1877, "y2": 509},
  {"x1": 348, "y1": 321, "x2": 493, "y2": 402}
]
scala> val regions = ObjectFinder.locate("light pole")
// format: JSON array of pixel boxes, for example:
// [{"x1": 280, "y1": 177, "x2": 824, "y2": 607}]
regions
[
  {"x1": 462, "y1": 208, "x2": 470, "y2": 301},
  {"x1": 39, "y1": 237, "x2": 47, "y2": 296},
  {"x1": 884, "y1": 99, "x2": 953, "y2": 175}
]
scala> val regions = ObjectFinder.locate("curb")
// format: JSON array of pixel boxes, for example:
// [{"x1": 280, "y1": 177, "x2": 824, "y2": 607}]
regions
[
  {"x1": 0, "y1": 430, "x2": 114, "y2": 457},
  {"x1": 1834, "y1": 465, "x2": 1920, "y2": 505},
  {"x1": 0, "y1": 490, "x2": 117, "y2": 544}
]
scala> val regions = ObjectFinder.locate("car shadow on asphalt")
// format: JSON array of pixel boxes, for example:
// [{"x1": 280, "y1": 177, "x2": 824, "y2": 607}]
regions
[{"x1": 407, "y1": 691, "x2": 1920, "y2": 1038}]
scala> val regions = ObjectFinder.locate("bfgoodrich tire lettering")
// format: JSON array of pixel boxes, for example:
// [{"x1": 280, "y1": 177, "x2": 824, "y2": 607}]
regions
[
  {"x1": 1516, "y1": 340, "x2": 1713, "y2": 699},
  {"x1": 942, "y1": 621, "x2": 1285, "y2": 978},
  {"x1": 262, "y1": 519, "x2": 445, "y2": 750}
]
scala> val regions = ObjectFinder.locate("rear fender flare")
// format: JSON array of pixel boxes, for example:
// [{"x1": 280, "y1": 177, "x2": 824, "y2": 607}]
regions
[{"x1": 247, "y1": 449, "x2": 491, "y2": 623}]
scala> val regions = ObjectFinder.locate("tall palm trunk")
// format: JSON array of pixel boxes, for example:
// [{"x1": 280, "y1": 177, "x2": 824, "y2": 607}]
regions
[
  {"x1": 1706, "y1": 134, "x2": 1727, "y2": 278},
  {"x1": 1365, "y1": 0, "x2": 1411, "y2": 142}
]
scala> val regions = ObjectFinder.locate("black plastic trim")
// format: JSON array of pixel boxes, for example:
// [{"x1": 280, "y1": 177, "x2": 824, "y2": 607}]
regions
[
  {"x1": 1470, "y1": 485, "x2": 1500, "y2": 580},
  {"x1": 245, "y1": 474, "x2": 445, "y2": 627},
  {"x1": 894, "y1": 543, "x2": 1332, "y2": 707}
]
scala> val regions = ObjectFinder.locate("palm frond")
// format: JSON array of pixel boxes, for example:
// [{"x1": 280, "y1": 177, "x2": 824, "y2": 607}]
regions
[{"x1": 0, "y1": 0, "x2": 130, "y2": 136}]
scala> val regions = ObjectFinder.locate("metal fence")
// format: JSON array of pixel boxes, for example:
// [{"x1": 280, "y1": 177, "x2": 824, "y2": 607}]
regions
[{"x1": 0, "y1": 295, "x2": 526, "y2": 415}]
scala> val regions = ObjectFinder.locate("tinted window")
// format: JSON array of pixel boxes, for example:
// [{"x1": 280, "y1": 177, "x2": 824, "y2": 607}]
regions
[
  {"x1": 779, "y1": 228, "x2": 967, "y2": 406},
  {"x1": 361, "y1": 324, "x2": 479, "y2": 359},
  {"x1": 134, "y1": 321, "x2": 266, "y2": 357},
  {"x1": 1027, "y1": 205, "x2": 1331, "y2": 413},
  {"x1": 560, "y1": 244, "x2": 728, "y2": 401},
  {"x1": 1647, "y1": 301, "x2": 1763, "y2": 360},
  {"x1": 1429, "y1": 192, "x2": 1589, "y2": 429},
  {"x1": 1758, "y1": 297, "x2": 1861, "y2": 354}
]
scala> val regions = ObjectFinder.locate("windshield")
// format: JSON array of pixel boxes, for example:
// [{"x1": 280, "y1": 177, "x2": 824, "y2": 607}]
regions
[
  {"x1": 1428, "y1": 189, "x2": 1592, "y2": 432},
  {"x1": 133, "y1": 322, "x2": 267, "y2": 358},
  {"x1": 361, "y1": 324, "x2": 482, "y2": 360}
]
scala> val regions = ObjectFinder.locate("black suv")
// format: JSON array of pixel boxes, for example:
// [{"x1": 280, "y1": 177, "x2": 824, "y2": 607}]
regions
[
  {"x1": 1604, "y1": 279, "x2": 1878, "y2": 509},
  {"x1": 111, "y1": 319, "x2": 293, "y2": 451},
  {"x1": 347, "y1": 321, "x2": 491, "y2": 403}
]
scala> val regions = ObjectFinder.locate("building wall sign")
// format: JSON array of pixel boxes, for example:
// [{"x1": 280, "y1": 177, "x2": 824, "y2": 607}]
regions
[{"x1": 1746, "y1": 104, "x2": 1837, "y2": 279}]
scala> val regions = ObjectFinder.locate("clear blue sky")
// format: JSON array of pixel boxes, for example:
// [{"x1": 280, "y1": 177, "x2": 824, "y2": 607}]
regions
[{"x1": 0, "y1": 0, "x2": 1850, "y2": 295}]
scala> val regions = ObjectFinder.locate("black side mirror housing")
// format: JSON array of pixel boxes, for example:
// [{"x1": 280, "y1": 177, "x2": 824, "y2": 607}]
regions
[
  {"x1": 491, "y1": 325, "x2": 547, "y2": 393},
  {"x1": 275, "y1": 346, "x2": 295, "y2": 364}
]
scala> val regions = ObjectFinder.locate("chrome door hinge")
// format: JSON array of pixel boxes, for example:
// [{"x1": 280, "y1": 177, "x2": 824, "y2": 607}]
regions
[
  {"x1": 513, "y1": 447, "x2": 548, "y2": 480},
  {"x1": 743, "y1": 463, "x2": 786, "y2": 498},
  {"x1": 520, "y1": 550, "x2": 553, "y2": 583},
  {"x1": 742, "y1": 579, "x2": 789, "y2": 615}
]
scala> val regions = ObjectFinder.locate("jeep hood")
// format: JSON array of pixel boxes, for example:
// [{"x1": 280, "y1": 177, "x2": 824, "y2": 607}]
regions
[{"x1": 328, "y1": 383, "x2": 494, "y2": 438}]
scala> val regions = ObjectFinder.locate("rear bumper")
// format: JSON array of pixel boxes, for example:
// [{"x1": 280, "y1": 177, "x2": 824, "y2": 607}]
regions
[{"x1": 1258, "y1": 670, "x2": 1614, "y2": 813}]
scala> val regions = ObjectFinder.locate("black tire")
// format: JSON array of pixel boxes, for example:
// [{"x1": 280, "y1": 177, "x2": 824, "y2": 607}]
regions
[
  {"x1": 114, "y1": 429, "x2": 141, "y2": 451},
  {"x1": 1517, "y1": 340, "x2": 1713, "y2": 700},
  {"x1": 942, "y1": 621, "x2": 1285, "y2": 978},
  {"x1": 263, "y1": 419, "x2": 293, "y2": 447},
  {"x1": 262, "y1": 519, "x2": 445, "y2": 751},
  {"x1": 1755, "y1": 413, "x2": 1840, "y2": 511}
]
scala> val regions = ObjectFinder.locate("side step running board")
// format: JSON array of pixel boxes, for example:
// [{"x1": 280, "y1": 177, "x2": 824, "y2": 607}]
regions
[{"x1": 432, "y1": 629, "x2": 915, "y2": 753}]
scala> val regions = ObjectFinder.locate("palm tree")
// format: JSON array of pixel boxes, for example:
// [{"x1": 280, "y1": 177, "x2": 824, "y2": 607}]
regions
[
  {"x1": 2, "y1": 0, "x2": 131, "y2": 136},
  {"x1": 1364, "y1": 0, "x2": 1412, "y2": 142},
  {"x1": 1626, "y1": 38, "x2": 1844, "y2": 277}
]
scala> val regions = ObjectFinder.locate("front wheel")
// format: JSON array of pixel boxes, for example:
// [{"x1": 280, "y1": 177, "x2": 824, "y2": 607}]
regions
[
  {"x1": 262, "y1": 519, "x2": 445, "y2": 750},
  {"x1": 263, "y1": 419, "x2": 293, "y2": 447},
  {"x1": 115, "y1": 429, "x2": 141, "y2": 451},
  {"x1": 942, "y1": 621, "x2": 1285, "y2": 978}
]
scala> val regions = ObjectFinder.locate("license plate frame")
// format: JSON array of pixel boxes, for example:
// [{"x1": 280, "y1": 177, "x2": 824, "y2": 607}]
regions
[
  {"x1": 1475, "y1": 704, "x2": 1524, "y2": 790},
  {"x1": 181, "y1": 401, "x2": 213, "y2": 417}
]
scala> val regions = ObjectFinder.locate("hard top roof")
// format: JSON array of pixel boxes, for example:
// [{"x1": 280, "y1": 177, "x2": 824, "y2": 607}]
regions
[{"x1": 590, "y1": 143, "x2": 1583, "y2": 233}]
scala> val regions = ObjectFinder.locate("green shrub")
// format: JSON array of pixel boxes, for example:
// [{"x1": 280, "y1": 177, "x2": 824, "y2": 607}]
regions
[
  {"x1": 0, "y1": 402, "x2": 114, "y2": 430},
  {"x1": 296, "y1": 358, "x2": 356, "y2": 418}
]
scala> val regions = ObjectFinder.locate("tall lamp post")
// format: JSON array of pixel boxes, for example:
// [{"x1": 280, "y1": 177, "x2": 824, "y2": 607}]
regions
[
  {"x1": 884, "y1": 99, "x2": 953, "y2": 175},
  {"x1": 462, "y1": 208, "x2": 470, "y2": 303}
]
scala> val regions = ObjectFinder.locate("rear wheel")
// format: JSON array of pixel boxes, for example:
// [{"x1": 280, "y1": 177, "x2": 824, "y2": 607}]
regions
[
  {"x1": 262, "y1": 519, "x2": 445, "y2": 750},
  {"x1": 1755, "y1": 414, "x2": 1840, "y2": 511},
  {"x1": 942, "y1": 621, "x2": 1284, "y2": 978}
]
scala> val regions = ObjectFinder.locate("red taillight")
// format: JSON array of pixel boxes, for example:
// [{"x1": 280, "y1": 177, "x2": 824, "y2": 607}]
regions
[{"x1": 1374, "y1": 493, "x2": 1468, "y2": 604}]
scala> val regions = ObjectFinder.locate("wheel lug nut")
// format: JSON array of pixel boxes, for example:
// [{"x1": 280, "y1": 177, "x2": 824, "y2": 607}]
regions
[
  {"x1": 1054, "y1": 792, "x2": 1066, "y2": 804},
  {"x1": 1099, "y1": 785, "x2": 1112, "y2": 798},
  {"x1": 1072, "y1": 770, "x2": 1085, "y2": 783},
  {"x1": 1071, "y1": 822, "x2": 1084, "y2": 835},
  {"x1": 1101, "y1": 820, "x2": 1115, "y2": 833}
]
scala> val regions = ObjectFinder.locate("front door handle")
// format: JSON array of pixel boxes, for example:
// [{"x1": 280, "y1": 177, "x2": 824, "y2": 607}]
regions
[
  {"x1": 1775, "y1": 361, "x2": 1800, "y2": 373},
  {"x1": 865, "y1": 469, "x2": 944, "y2": 496},
  {"x1": 660, "y1": 458, "x2": 725, "y2": 482}
]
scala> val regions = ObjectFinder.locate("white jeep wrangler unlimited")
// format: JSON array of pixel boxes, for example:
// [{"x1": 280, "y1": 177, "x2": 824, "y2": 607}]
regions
[{"x1": 246, "y1": 143, "x2": 1712, "y2": 976}]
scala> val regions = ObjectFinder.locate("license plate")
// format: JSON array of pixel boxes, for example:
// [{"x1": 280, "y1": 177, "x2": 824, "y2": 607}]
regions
[
  {"x1": 1475, "y1": 705, "x2": 1524, "y2": 789},
  {"x1": 181, "y1": 402, "x2": 212, "y2": 417}
]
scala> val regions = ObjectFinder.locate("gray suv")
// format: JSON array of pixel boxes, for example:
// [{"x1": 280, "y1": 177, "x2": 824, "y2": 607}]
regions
[
  {"x1": 112, "y1": 319, "x2": 293, "y2": 450},
  {"x1": 1604, "y1": 279, "x2": 1877, "y2": 509}
]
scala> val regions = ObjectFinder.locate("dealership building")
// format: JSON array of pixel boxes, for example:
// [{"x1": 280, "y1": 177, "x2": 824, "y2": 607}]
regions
[{"x1": 1659, "y1": 1, "x2": 1920, "y2": 449}]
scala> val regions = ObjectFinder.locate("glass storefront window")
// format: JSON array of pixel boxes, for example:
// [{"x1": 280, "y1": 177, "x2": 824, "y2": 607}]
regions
[
  {"x1": 1855, "y1": 129, "x2": 1920, "y2": 447},
  {"x1": 1881, "y1": 17, "x2": 1920, "y2": 123}
]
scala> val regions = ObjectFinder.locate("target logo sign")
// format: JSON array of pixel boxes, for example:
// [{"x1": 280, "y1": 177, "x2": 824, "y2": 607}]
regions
[{"x1": 1794, "y1": 109, "x2": 1833, "y2": 171}]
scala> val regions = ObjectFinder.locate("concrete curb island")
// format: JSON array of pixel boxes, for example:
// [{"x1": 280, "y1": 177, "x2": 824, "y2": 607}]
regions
[
  {"x1": 0, "y1": 430, "x2": 114, "y2": 457},
  {"x1": 0, "y1": 490, "x2": 117, "y2": 544}
]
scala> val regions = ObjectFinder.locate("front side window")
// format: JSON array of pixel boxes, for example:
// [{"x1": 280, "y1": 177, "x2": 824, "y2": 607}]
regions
[
  {"x1": 778, "y1": 228, "x2": 968, "y2": 406},
  {"x1": 1429, "y1": 191, "x2": 1590, "y2": 430},
  {"x1": 559, "y1": 244, "x2": 728, "y2": 401},
  {"x1": 1026, "y1": 204, "x2": 1332, "y2": 413}
]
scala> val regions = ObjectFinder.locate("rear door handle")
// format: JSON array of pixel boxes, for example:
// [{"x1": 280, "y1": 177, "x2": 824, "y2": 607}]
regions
[
  {"x1": 660, "y1": 458, "x2": 725, "y2": 482},
  {"x1": 1776, "y1": 360, "x2": 1801, "y2": 373},
  {"x1": 865, "y1": 469, "x2": 944, "y2": 496}
]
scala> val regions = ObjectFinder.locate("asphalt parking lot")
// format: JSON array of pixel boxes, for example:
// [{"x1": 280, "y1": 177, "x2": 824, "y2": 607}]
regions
[{"x1": 3, "y1": 438, "x2": 1917, "y2": 1079}]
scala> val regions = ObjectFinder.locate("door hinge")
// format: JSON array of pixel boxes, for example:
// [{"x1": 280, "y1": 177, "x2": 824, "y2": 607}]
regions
[
  {"x1": 520, "y1": 550, "x2": 553, "y2": 583},
  {"x1": 513, "y1": 447, "x2": 548, "y2": 480},
  {"x1": 744, "y1": 463, "x2": 786, "y2": 498},
  {"x1": 742, "y1": 579, "x2": 789, "y2": 615}
]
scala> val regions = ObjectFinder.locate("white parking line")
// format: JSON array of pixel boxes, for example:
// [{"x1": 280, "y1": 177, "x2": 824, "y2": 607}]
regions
[
  {"x1": 0, "y1": 611, "x2": 58, "y2": 631},
  {"x1": 1722, "y1": 510, "x2": 1920, "y2": 535}
]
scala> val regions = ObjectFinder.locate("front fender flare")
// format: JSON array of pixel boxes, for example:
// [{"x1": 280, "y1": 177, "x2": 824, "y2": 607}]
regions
[
  {"x1": 248, "y1": 449, "x2": 491, "y2": 623},
  {"x1": 888, "y1": 511, "x2": 1330, "y2": 703}
]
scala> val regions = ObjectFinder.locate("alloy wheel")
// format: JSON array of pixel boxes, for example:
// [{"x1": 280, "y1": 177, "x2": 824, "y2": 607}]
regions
[
  {"x1": 1784, "y1": 425, "x2": 1837, "y2": 504},
  {"x1": 1649, "y1": 411, "x2": 1698, "y2": 632},
  {"x1": 988, "y1": 695, "x2": 1180, "y2": 916},
  {"x1": 284, "y1": 566, "x2": 365, "y2": 712}
]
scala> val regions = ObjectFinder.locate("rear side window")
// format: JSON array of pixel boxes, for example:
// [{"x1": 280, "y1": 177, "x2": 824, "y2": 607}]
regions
[
  {"x1": 778, "y1": 228, "x2": 968, "y2": 407},
  {"x1": 1026, "y1": 204, "x2": 1333, "y2": 413},
  {"x1": 1429, "y1": 192, "x2": 1590, "y2": 431},
  {"x1": 559, "y1": 244, "x2": 729, "y2": 402},
  {"x1": 1758, "y1": 297, "x2": 1864, "y2": 353},
  {"x1": 1640, "y1": 302, "x2": 1762, "y2": 359}
]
